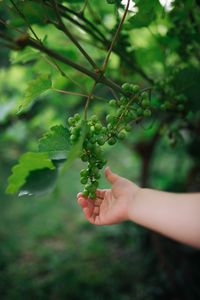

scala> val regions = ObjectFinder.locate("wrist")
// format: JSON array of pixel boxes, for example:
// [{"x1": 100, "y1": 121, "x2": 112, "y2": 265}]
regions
[{"x1": 127, "y1": 187, "x2": 147, "y2": 222}]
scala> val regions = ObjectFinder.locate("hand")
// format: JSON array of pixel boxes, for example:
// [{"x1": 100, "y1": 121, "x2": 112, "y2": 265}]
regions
[{"x1": 77, "y1": 167, "x2": 140, "y2": 225}]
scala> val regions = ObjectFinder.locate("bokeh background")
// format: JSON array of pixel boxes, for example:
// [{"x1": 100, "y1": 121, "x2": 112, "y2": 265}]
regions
[{"x1": 1, "y1": 1, "x2": 200, "y2": 299}]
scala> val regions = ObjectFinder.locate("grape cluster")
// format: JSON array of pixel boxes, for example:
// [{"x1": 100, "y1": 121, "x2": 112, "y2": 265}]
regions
[{"x1": 68, "y1": 83, "x2": 152, "y2": 199}]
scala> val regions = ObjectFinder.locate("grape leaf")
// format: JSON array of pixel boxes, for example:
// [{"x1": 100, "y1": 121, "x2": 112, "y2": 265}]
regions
[
  {"x1": 128, "y1": 0, "x2": 161, "y2": 29},
  {"x1": 38, "y1": 125, "x2": 71, "y2": 160},
  {"x1": 18, "y1": 167, "x2": 58, "y2": 197},
  {"x1": 19, "y1": 74, "x2": 52, "y2": 112},
  {"x1": 6, "y1": 152, "x2": 55, "y2": 194}
]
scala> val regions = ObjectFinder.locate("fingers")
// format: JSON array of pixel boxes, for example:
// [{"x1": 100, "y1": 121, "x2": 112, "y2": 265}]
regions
[{"x1": 105, "y1": 166, "x2": 120, "y2": 184}]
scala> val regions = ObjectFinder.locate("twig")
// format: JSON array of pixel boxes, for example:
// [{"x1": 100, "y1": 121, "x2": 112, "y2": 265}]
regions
[
  {"x1": 9, "y1": 0, "x2": 41, "y2": 42},
  {"x1": 102, "y1": 0, "x2": 130, "y2": 73},
  {"x1": 50, "y1": 0, "x2": 98, "y2": 69},
  {"x1": 79, "y1": 0, "x2": 88, "y2": 15},
  {"x1": 52, "y1": 88, "x2": 88, "y2": 98},
  {"x1": 84, "y1": 81, "x2": 98, "y2": 120}
]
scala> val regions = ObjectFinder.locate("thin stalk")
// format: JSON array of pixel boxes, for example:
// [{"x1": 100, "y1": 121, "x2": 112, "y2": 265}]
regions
[
  {"x1": 50, "y1": 0, "x2": 98, "y2": 69},
  {"x1": 52, "y1": 88, "x2": 88, "y2": 98},
  {"x1": 102, "y1": 0, "x2": 130, "y2": 73},
  {"x1": 9, "y1": 0, "x2": 41, "y2": 41},
  {"x1": 84, "y1": 81, "x2": 98, "y2": 120}
]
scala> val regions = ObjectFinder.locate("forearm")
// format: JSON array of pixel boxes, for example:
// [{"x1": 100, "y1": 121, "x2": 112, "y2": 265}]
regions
[{"x1": 129, "y1": 189, "x2": 200, "y2": 248}]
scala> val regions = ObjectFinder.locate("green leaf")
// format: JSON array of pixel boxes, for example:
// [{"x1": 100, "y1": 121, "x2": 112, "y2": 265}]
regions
[
  {"x1": 128, "y1": 0, "x2": 161, "y2": 29},
  {"x1": 18, "y1": 167, "x2": 58, "y2": 197},
  {"x1": 38, "y1": 125, "x2": 71, "y2": 160},
  {"x1": 6, "y1": 152, "x2": 55, "y2": 194},
  {"x1": 10, "y1": 47, "x2": 39, "y2": 64},
  {"x1": 19, "y1": 74, "x2": 52, "y2": 112}
]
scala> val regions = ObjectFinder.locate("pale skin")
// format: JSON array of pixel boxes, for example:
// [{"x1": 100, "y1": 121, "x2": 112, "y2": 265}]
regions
[{"x1": 77, "y1": 167, "x2": 200, "y2": 249}]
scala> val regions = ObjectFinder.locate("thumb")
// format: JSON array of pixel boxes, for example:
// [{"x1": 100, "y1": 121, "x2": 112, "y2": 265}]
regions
[{"x1": 105, "y1": 166, "x2": 120, "y2": 185}]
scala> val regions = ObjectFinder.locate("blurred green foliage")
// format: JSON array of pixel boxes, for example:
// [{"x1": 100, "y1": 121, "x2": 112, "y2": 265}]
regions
[{"x1": 0, "y1": 0, "x2": 200, "y2": 299}]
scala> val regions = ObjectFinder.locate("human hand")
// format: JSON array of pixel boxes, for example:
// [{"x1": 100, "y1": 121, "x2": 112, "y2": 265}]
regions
[{"x1": 77, "y1": 167, "x2": 140, "y2": 225}]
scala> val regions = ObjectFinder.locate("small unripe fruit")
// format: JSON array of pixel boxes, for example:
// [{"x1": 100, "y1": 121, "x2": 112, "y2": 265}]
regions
[
  {"x1": 118, "y1": 131, "x2": 126, "y2": 140},
  {"x1": 74, "y1": 113, "x2": 81, "y2": 121},
  {"x1": 130, "y1": 84, "x2": 140, "y2": 94},
  {"x1": 143, "y1": 109, "x2": 152, "y2": 117},
  {"x1": 109, "y1": 99, "x2": 117, "y2": 107},
  {"x1": 68, "y1": 117, "x2": 75, "y2": 126},
  {"x1": 122, "y1": 83, "x2": 132, "y2": 93},
  {"x1": 108, "y1": 137, "x2": 117, "y2": 145}
]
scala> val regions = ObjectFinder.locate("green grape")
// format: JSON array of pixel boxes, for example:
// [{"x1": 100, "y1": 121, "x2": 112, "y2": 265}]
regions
[
  {"x1": 80, "y1": 168, "x2": 89, "y2": 177},
  {"x1": 74, "y1": 113, "x2": 81, "y2": 121},
  {"x1": 130, "y1": 84, "x2": 140, "y2": 94},
  {"x1": 94, "y1": 123, "x2": 102, "y2": 132},
  {"x1": 82, "y1": 190, "x2": 89, "y2": 197},
  {"x1": 81, "y1": 153, "x2": 88, "y2": 162},
  {"x1": 81, "y1": 177, "x2": 88, "y2": 184},
  {"x1": 107, "y1": 123, "x2": 113, "y2": 130},
  {"x1": 125, "y1": 124, "x2": 132, "y2": 132},
  {"x1": 141, "y1": 92, "x2": 149, "y2": 99},
  {"x1": 68, "y1": 117, "x2": 75, "y2": 126},
  {"x1": 108, "y1": 137, "x2": 117, "y2": 145},
  {"x1": 141, "y1": 99, "x2": 150, "y2": 108},
  {"x1": 109, "y1": 99, "x2": 117, "y2": 107},
  {"x1": 70, "y1": 134, "x2": 77, "y2": 142},
  {"x1": 91, "y1": 115, "x2": 98, "y2": 123},
  {"x1": 118, "y1": 131, "x2": 126, "y2": 140},
  {"x1": 97, "y1": 136, "x2": 106, "y2": 145},
  {"x1": 94, "y1": 173, "x2": 101, "y2": 179},
  {"x1": 122, "y1": 83, "x2": 132, "y2": 93},
  {"x1": 143, "y1": 109, "x2": 152, "y2": 117},
  {"x1": 89, "y1": 191, "x2": 96, "y2": 199}
]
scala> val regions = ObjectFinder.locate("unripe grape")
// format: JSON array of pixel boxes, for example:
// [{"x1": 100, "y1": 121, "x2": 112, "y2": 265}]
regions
[
  {"x1": 130, "y1": 84, "x2": 140, "y2": 94},
  {"x1": 94, "y1": 173, "x2": 101, "y2": 179},
  {"x1": 141, "y1": 92, "x2": 148, "y2": 100},
  {"x1": 68, "y1": 117, "x2": 75, "y2": 126},
  {"x1": 80, "y1": 168, "x2": 89, "y2": 177},
  {"x1": 107, "y1": 123, "x2": 113, "y2": 130},
  {"x1": 89, "y1": 191, "x2": 96, "y2": 199},
  {"x1": 91, "y1": 115, "x2": 98, "y2": 123},
  {"x1": 109, "y1": 99, "x2": 117, "y2": 107},
  {"x1": 81, "y1": 177, "x2": 88, "y2": 184},
  {"x1": 70, "y1": 134, "x2": 77, "y2": 142},
  {"x1": 81, "y1": 153, "x2": 88, "y2": 162},
  {"x1": 141, "y1": 99, "x2": 150, "y2": 108},
  {"x1": 118, "y1": 131, "x2": 126, "y2": 140},
  {"x1": 108, "y1": 137, "x2": 117, "y2": 145},
  {"x1": 122, "y1": 83, "x2": 132, "y2": 93},
  {"x1": 97, "y1": 136, "x2": 106, "y2": 146},
  {"x1": 82, "y1": 189, "x2": 89, "y2": 197},
  {"x1": 94, "y1": 123, "x2": 102, "y2": 132},
  {"x1": 74, "y1": 113, "x2": 81, "y2": 121},
  {"x1": 143, "y1": 109, "x2": 152, "y2": 117},
  {"x1": 125, "y1": 124, "x2": 132, "y2": 132}
]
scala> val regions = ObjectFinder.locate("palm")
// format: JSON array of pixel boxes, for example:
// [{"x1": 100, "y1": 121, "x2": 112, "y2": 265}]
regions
[
  {"x1": 77, "y1": 168, "x2": 138, "y2": 225},
  {"x1": 80, "y1": 189, "x2": 126, "y2": 225}
]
